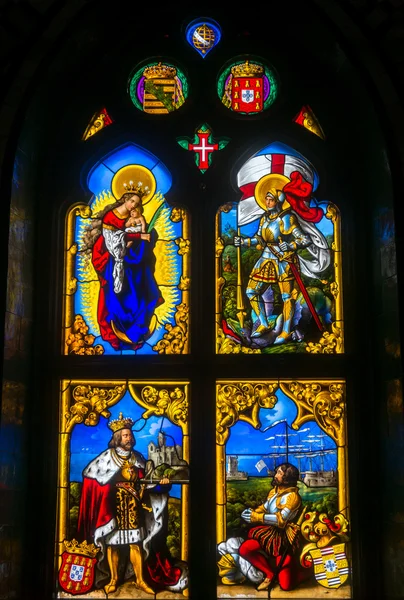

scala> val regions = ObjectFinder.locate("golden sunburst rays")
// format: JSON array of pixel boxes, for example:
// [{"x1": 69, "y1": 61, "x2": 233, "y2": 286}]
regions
[
  {"x1": 151, "y1": 200, "x2": 185, "y2": 330},
  {"x1": 143, "y1": 191, "x2": 165, "y2": 226},
  {"x1": 154, "y1": 285, "x2": 181, "y2": 329},
  {"x1": 74, "y1": 206, "x2": 101, "y2": 337},
  {"x1": 79, "y1": 280, "x2": 101, "y2": 336},
  {"x1": 90, "y1": 189, "x2": 115, "y2": 215},
  {"x1": 154, "y1": 240, "x2": 179, "y2": 286},
  {"x1": 150, "y1": 199, "x2": 176, "y2": 240}
]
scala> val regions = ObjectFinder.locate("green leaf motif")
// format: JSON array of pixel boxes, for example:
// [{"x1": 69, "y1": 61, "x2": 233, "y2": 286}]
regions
[
  {"x1": 218, "y1": 139, "x2": 230, "y2": 150},
  {"x1": 144, "y1": 80, "x2": 175, "y2": 112},
  {"x1": 177, "y1": 138, "x2": 189, "y2": 150}
]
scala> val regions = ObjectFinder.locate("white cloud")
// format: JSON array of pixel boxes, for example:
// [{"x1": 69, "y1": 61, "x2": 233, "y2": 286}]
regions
[{"x1": 265, "y1": 408, "x2": 278, "y2": 419}]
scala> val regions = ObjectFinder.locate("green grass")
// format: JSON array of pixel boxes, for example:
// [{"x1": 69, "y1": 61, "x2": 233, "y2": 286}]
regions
[
  {"x1": 225, "y1": 477, "x2": 339, "y2": 535},
  {"x1": 227, "y1": 477, "x2": 337, "y2": 504}
]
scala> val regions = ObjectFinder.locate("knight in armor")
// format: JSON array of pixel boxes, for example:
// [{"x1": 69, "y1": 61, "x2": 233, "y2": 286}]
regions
[
  {"x1": 235, "y1": 185, "x2": 311, "y2": 344},
  {"x1": 239, "y1": 463, "x2": 308, "y2": 591}
]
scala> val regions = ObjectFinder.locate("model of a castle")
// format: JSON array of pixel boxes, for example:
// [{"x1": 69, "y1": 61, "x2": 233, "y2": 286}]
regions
[{"x1": 148, "y1": 432, "x2": 183, "y2": 466}]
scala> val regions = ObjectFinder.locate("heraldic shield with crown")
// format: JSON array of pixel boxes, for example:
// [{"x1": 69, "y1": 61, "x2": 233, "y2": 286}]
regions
[
  {"x1": 58, "y1": 540, "x2": 98, "y2": 595},
  {"x1": 231, "y1": 61, "x2": 263, "y2": 113}
]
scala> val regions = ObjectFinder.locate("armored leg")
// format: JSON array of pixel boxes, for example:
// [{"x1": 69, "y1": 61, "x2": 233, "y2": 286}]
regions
[
  {"x1": 246, "y1": 279, "x2": 270, "y2": 336},
  {"x1": 274, "y1": 281, "x2": 296, "y2": 344},
  {"x1": 104, "y1": 545, "x2": 119, "y2": 594},
  {"x1": 129, "y1": 543, "x2": 154, "y2": 595}
]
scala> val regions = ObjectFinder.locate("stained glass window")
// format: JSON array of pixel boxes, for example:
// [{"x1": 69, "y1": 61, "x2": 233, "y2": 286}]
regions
[
  {"x1": 63, "y1": 142, "x2": 190, "y2": 355},
  {"x1": 51, "y1": 14, "x2": 358, "y2": 600},
  {"x1": 57, "y1": 379, "x2": 190, "y2": 597},
  {"x1": 216, "y1": 142, "x2": 343, "y2": 354},
  {"x1": 216, "y1": 379, "x2": 350, "y2": 598}
]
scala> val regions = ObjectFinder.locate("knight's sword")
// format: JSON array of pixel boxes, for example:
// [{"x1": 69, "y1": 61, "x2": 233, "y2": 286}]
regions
[{"x1": 268, "y1": 240, "x2": 324, "y2": 333}]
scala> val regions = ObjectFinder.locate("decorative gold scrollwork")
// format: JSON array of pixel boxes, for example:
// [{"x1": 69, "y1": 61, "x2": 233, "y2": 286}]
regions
[
  {"x1": 170, "y1": 207, "x2": 186, "y2": 222},
  {"x1": 305, "y1": 322, "x2": 342, "y2": 354},
  {"x1": 216, "y1": 382, "x2": 278, "y2": 445},
  {"x1": 67, "y1": 277, "x2": 78, "y2": 295},
  {"x1": 66, "y1": 314, "x2": 104, "y2": 355},
  {"x1": 279, "y1": 380, "x2": 345, "y2": 446},
  {"x1": 65, "y1": 384, "x2": 126, "y2": 432},
  {"x1": 178, "y1": 275, "x2": 190, "y2": 291},
  {"x1": 325, "y1": 203, "x2": 338, "y2": 223},
  {"x1": 76, "y1": 206, "x2": 92, "y2": 219},
  {"x1": 153, "y1": 303, "x2": 188, "y2": 354},
  {"x1": 128, "y1": 384, "x2": 188, "y2": 426},
  {"x1": 175, "y1": 237, "x2": 190, "y2": 255},
  {"x1": 330, "y1": 281, "x2": 339, "y2": 298},
  {"x1": 302, "y1": 111, "x2": 325, "y2": 140},
  {"x1": 216, "y1": 237, "x2": 225, "y2": 258}
]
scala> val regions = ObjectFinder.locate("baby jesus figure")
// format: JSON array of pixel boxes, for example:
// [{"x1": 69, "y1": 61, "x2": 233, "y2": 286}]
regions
[{"x1": 125, "y1": 206, "x2": 150, "y2": 247}]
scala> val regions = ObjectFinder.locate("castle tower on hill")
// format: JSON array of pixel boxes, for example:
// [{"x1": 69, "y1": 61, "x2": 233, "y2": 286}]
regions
[
  {"x1": 148, "y1": 431, "x2": 183, "y2": 466},
  {"x1": 226, "y1": 455, "x2": 248, "y2": 480}
]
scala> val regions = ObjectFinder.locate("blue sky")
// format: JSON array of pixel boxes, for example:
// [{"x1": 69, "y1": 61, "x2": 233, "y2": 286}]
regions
[{"x1": 226, "y1": 389, "x2": 337, "y2": 476}]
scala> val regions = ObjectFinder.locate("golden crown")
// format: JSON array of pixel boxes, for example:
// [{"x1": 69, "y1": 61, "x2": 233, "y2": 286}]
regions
[
  {"x1": 122, "y1": 180, "x2": 150, "y2": 199},
  {"x1": 143, "y1": 62, "x2": 176, "y2": 79},
  {"x1": 231, "y1": 60, "x2": 264, "y2": 77},
  {"x1": 108, "y1": 412, "x2": 134, "y2": 433},
  {"x1": 63, "y1": 539, "x2": 98, "y2": 558}
]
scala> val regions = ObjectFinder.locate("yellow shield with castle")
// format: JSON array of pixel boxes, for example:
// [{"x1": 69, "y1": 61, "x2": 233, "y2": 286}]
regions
[{"x1": 309, "y1": 542, "x2": 350, "y2": 589}]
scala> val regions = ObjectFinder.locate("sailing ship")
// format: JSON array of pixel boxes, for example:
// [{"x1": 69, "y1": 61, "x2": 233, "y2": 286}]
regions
[{"x1": 263, "y1": 420, "x2": 337, "y2": 487}]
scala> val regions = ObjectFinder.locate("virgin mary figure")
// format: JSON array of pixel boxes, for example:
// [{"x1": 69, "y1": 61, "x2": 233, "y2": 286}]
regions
[{"x1": 91, "y1": 167, "x2": 163, "y2": 351}]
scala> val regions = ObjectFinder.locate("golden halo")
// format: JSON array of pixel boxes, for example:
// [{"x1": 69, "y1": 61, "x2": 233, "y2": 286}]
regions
[
  {"x1": 111, "y1": 164, "x2": 156, "y2": 205},
  {"x1": 254, "y1": 173, "x2": 290, "y2": 210}
]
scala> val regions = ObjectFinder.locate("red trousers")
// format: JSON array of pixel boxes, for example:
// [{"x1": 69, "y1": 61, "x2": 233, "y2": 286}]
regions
[{"x1": 239, "y1": 538, "x2": 305, "y2": 591}]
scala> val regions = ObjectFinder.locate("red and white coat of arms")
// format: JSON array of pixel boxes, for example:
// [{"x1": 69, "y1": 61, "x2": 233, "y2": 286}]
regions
[
  {"x1": 58, "y1": 550, "x2": 97, "y2": 595},
  {"x1": 232, "y1": 77, "x2": 263, "y2": 113}
]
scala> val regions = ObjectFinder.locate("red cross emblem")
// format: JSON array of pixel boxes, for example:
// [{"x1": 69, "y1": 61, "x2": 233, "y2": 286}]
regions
[
  {"x1": 177, "y1": 123, "x2": 229, "y2": 173},
  {"x1": 189, "y1": 132, "x2": 218, "y2": 171}
]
